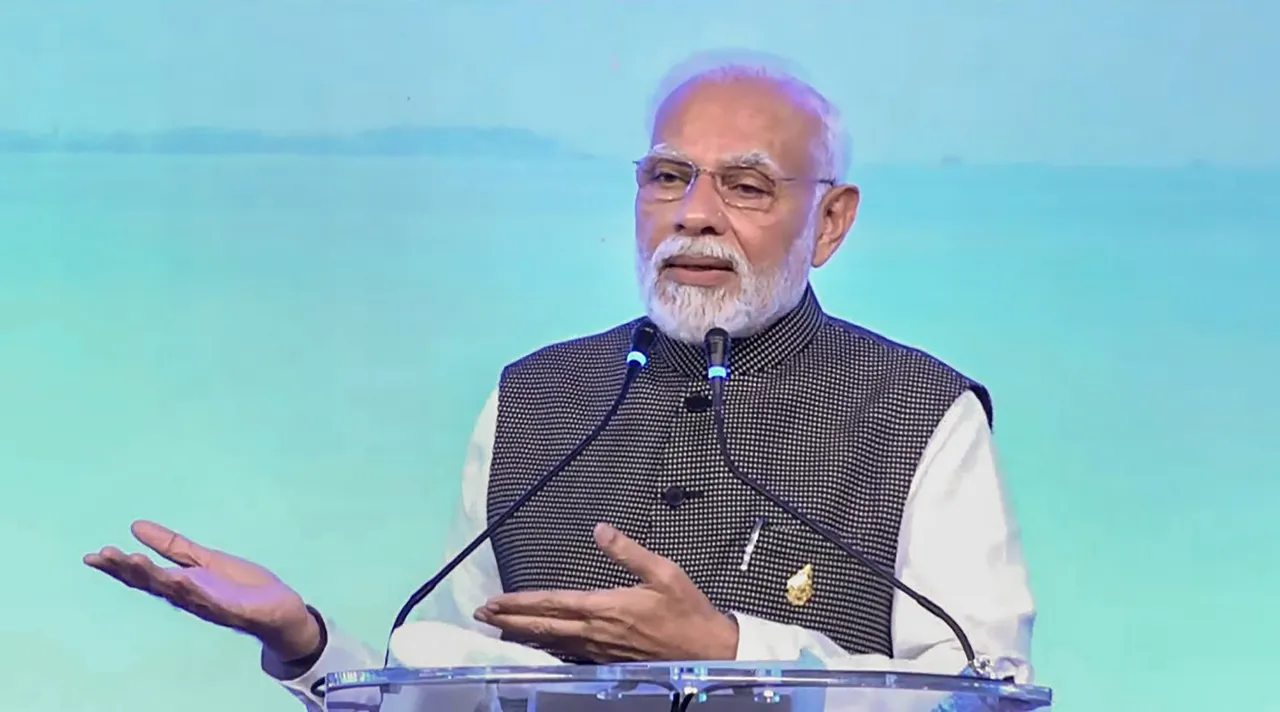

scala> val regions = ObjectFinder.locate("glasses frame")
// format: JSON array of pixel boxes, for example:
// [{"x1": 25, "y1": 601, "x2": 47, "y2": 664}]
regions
[{"x1": 633, "y1": 156, "x2": 837, "y2": 212}]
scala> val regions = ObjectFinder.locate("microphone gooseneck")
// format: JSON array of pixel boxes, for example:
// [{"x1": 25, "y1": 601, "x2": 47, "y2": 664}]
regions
[
  {"x1": 701, "y1": 328, "x2": 985, "y2": 675},
  {"x1": 379, "y1": 320, "x2": 660, "y2": 666}
]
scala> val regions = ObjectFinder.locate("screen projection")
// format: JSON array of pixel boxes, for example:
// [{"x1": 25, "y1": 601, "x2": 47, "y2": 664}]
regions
[{"x1": 2, "y1": 2, "x2": 1277, "y2": 711}]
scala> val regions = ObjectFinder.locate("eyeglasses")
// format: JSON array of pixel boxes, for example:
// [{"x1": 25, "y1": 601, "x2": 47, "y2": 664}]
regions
[{"x1": 634, "y1": 156, "x2": 836, "y2": 212}]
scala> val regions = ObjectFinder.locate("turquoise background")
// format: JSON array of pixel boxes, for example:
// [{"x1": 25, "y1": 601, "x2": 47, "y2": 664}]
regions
[{"x1": 2, "y1": 2, "x2": 1278, "y2": 711}]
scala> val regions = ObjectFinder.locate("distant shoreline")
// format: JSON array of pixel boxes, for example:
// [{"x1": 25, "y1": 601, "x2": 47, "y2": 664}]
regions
[
  {"x1": 0, "y1": 128, "x2": 1266, "y2": 171},
  {"x1": 0, "y1": 126, "x2": 593, "y2": 158}
]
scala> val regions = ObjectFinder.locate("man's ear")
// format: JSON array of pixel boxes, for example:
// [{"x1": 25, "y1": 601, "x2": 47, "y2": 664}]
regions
[{"x1": 812, "y1": 184, "x2": 860, "y2": 268}]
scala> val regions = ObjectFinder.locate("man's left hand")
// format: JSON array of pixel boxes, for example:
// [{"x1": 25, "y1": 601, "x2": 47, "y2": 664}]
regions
[{"x1": 474, "y1": 523, "x2": 739, "y2": 662}]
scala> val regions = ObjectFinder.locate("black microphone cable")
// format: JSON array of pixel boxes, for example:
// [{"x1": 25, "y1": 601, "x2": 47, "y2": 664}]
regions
[
  {"x1": 701, "y1": 327, "x2": 989, "y2": 677},
  {"x1": 374, "y1": 321, "x2": 659, "y2": 669}
]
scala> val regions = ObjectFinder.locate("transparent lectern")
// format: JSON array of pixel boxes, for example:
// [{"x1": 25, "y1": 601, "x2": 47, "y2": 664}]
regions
[{"x1": 322, "y1": 663, "x2": 1053, "y2": 712}]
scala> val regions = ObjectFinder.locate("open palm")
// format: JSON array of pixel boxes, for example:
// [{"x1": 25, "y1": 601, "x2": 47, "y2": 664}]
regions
[{"x1": 85, "y1": 520, "x2": 314, "y2": 653}]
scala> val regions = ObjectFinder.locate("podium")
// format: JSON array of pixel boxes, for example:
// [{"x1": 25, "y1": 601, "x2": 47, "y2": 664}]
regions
[{"x1": 321, "y1": 663, "x2": 1053, "y2": 712}]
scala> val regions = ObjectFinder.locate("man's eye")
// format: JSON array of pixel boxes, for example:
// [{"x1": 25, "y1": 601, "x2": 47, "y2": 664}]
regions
[
  {"x1": 651, "y1": 170, "x2": 691, "y2": 185},
  {"x1": 727, "y1": 182, "x2": 769, "y2": 196}
]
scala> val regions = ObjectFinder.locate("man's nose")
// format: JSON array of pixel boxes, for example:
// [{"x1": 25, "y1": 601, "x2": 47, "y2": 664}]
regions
[{"x1": 675, "y1": 175, "x2": 728, "y2": 237}]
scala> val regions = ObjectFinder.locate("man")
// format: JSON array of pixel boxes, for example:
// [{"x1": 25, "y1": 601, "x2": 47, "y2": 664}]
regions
[{"x1": 85, "y1": 55, "x2": 1035, "y2": 711}]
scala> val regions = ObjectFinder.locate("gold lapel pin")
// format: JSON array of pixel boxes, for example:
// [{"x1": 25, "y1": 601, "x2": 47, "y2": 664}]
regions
[{"x1": 786, "y1": 564, "x2": 814, "y2": 606}]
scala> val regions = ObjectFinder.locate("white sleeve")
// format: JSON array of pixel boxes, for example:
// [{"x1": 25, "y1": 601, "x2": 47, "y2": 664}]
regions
[
  {"x1": 410, "y1": 388, "x2": 505, "y2": 636},
  {"x1": 732, "y1": 390, "x2": 1037, "y2": 683},
  {"x1": 262, "y1": 388, "x2": 506, "y2": 710}
]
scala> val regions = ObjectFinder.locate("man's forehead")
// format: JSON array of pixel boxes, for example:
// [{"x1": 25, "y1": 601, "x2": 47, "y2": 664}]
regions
[{"x1": 649, "y1": 79, "x2": 820, "y2": 173}]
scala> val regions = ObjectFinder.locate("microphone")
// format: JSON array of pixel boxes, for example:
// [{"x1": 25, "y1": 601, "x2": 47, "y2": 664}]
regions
[
  {"x1": 702, "y1": 327, "x2": 990, "y2": 677},
  {"x1": 378, "y1": 320, "x2": 660, "y2": 667}
]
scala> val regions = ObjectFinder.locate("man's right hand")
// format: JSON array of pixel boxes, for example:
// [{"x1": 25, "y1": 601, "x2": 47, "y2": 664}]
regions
[{"x1": 84, "y1": 520, "x2": 322, "y2": 661}]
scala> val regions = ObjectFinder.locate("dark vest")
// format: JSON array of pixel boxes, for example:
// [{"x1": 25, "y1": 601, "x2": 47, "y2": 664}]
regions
[{"x1": 486, "y1": 287, "x2": 991, "y2": 658}]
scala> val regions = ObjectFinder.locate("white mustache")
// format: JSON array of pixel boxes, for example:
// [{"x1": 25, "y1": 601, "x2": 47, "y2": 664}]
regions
[{"x1": 649, "y1": 236, "x2": 750, "y2": 274}]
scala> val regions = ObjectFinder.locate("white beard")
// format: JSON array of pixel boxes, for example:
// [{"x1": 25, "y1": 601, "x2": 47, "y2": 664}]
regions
[{"x1": 636, "y1": 227, "x2": 816, "y2": 345}]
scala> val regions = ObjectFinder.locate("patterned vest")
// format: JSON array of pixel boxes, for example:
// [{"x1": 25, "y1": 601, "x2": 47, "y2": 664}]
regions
[{"x1": 486, "y1": 287, "x2": 991, "y2": 657}]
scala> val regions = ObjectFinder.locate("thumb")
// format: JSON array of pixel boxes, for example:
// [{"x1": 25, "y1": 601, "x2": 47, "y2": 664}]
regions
[
  {"x1": 131, "y1": 520, "x2": 212, "y2": 567},
  {"x1": 593, "y1": 523, "x2": 676, "y2": 586}
]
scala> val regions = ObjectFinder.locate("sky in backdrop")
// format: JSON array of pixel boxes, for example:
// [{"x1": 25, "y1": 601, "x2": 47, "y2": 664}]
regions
[{"x1": 1, "y1": 0, "x2": 1277, "y2": 166}]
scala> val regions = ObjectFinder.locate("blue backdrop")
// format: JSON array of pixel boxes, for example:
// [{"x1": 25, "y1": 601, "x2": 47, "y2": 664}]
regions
[{"x1": 2, "y1": 3, "x2": 1277, "y2": 711}]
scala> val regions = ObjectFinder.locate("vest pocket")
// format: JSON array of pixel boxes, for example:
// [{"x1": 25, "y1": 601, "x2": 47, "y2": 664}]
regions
[
  {"x1": 714, "y1": 520, "x2": 819, "y2": 612},
  {"x1": 711, "y1": 518, "x2": 896, "y2": 656}
]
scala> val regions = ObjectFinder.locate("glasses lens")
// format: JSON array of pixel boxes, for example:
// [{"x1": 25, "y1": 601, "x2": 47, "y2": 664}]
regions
[
  {"x1": 636, "y1": 158, "x2": 694, "y2": 201},
  {"x1": 715, "y1": 167, "x2": 777, "y2": 210}
]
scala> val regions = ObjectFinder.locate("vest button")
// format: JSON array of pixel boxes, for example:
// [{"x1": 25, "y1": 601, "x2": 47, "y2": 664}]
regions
[
  {"x1": 662, "y1": 485, "x2": 686, "y2": 508},
  {"x1": 684, "y1": 394, "x2": 712, "y2": 413}
]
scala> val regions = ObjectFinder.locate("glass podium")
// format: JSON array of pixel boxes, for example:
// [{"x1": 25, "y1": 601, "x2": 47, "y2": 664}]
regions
[{"x1": 322, "y1": 663, "x2": 1053, "y2": 712}]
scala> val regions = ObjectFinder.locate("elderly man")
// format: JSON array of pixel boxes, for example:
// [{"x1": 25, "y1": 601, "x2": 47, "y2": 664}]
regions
[{"x1": 85, "y1": 56, "x2": 1035, "y2": 710}]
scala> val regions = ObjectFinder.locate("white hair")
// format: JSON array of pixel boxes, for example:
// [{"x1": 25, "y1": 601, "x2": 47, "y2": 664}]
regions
[{"x1": 644, "y1": 50, "x2": 852, "y2": 181}]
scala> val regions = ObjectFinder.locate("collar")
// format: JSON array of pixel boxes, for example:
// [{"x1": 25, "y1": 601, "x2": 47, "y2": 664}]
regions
[{"x1": 653, "y1": 285, "x2": 826, "y2": 380}]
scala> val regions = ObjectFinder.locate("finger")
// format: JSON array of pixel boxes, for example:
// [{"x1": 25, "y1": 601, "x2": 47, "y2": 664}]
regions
[
  {"x1": 480, "y1": 590, "x2": 602, "y2": 619},
  {"x1": 131, "y1": 520, "x2": 212, "y2": 567},
  {"x1": 478, "y1": 613, "x2": 589, "y2": 645},
  {"x1": 84, "y1": 547, "x2": 148, "y2": 589},
  {"x1": 127, "y1": 553, "x2": 188, "y2": 594},
  {"x1": 593, "y1": 523, "x2": 679, "y2": 587},
  {"x1": 84, "y1": 547, "x2": 185, "y2": 597},
  {"x1": 83, "y1": 547, "x2": 125, "y2": 575}
]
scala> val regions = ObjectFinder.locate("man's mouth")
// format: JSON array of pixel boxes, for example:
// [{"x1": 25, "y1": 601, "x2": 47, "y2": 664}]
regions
[{"x1": 662, "y1": 256, "x2": 736, "y2": 272}]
